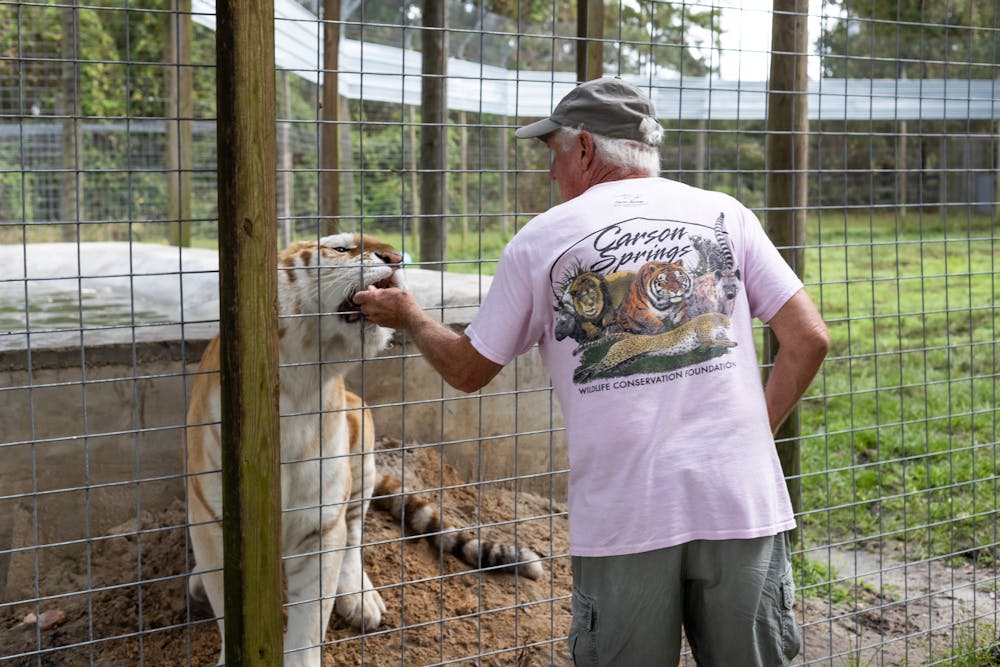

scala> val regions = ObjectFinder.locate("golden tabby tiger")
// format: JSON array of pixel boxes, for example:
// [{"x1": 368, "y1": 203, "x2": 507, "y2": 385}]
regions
[{"x1": 186, "y1": 233, "x2": 542, "y2": 667}]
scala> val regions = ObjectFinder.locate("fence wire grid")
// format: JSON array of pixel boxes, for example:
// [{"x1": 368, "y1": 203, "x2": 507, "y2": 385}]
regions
[{"x1": 1, "y1": 0, "x2": 999, "y2": 665}]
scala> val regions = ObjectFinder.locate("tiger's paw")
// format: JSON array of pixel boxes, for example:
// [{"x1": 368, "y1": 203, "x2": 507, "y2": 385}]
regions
[{"x1": 335, "y1": 585, "x2": 387, "y2": 630}]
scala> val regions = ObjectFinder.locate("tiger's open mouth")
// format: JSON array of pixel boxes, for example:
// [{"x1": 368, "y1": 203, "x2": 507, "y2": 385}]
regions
[{"x1": 338, "y1": 276, "x2": 396, "y2": 322}]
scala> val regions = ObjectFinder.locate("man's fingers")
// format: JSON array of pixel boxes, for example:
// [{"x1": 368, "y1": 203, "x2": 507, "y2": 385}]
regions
[{"x1": 353, "y1": 286, "x2": 377, "y2": 305}]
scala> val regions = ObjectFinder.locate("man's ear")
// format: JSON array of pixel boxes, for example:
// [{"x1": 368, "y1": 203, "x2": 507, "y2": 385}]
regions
[{"x1": 579, "y1": 131, "x2": 596, "y2": 169}]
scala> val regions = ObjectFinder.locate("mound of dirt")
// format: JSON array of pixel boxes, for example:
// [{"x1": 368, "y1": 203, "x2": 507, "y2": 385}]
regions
[{"x1": 0, "y1": 441, "x2": 572, "y2": 666}]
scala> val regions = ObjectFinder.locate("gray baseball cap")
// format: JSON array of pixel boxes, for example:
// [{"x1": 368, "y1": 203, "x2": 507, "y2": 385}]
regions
[{"x1": 515, "y1": 77, "x2": 660, "y2": 144}]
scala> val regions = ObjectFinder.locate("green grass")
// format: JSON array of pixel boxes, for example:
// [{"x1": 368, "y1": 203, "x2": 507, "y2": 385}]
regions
[
  {"x1": 798, "y1": 211, "x2": 999, "y2": 566},
  {"x1": 931, "y1": 624, "x2": 1000, "y2": 666},
  {"x1": 793, "y1": 553, "x2": 854, "y2": 605}
]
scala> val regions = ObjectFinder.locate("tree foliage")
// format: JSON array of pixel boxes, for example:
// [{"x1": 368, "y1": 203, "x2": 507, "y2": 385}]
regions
[
  {"x1": 607, "y1": 1, "x2": 721, "y2": 77},
  {"x1": 819, "y1": 0, "x2": 999, "y2": 78},
  {"x1": 339, "y1": 0, "x2": 718, "y2": 74},
  {"x1": 814, "y1": 1, "x2": 999, "y2": 210}
]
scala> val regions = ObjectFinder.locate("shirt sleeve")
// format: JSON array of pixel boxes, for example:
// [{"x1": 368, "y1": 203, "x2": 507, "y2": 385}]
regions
[
  {"x1": 738, "y1": 206, "x2": 804, "y2": 324},
  {"x1": 464, "y1": 240, "x2": 546, "y2": 366}
]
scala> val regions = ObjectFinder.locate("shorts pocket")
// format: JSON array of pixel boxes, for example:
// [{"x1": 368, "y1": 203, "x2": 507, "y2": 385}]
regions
[
  {"x1": 779, "y1": 570, "x2": 801, "y2": 662},
  {"x1": 569, "y1": 587, "x2": 599, "y2": 666}
]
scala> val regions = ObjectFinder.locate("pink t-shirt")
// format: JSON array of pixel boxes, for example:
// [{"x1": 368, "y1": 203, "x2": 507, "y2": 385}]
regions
[{"x1": 466, "y1": 177, "x2": 803, "y2": 557}]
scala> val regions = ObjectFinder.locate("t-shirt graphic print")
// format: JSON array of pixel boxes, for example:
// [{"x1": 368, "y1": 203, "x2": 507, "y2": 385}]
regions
[{"x1": 549, "y1": 212, "x2": 742, "y2": 384}]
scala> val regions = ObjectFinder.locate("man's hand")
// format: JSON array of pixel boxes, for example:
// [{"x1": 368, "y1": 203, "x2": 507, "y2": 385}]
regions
[{"x1": 353, "y1": 284, "x2": 420, "y2": 330}]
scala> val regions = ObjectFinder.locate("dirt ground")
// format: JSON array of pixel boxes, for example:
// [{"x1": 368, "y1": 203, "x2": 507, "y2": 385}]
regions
[
  {"x1": 2, "y1": 440, "x2": 996, "y2": 666},
  {"x1": 1, "y1": 441, "x2": 572, "y2": 667}
]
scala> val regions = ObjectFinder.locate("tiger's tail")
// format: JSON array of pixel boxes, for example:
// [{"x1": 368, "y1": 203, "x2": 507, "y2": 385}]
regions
[{"x1": 373, "y1": 474, "x2": 544, "y2": 580}]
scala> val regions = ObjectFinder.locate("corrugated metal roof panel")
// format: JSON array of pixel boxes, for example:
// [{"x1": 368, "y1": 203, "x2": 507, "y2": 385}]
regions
[{"x1": 190, "y1": 0, "x2": 1000, "y2": 121}]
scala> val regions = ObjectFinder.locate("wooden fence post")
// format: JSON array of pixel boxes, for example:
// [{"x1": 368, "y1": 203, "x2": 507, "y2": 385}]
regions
[
  {"x1": 420, "y1": 0, "x2": 447, "y2": 269},
  {"x1": 167, "y1": 0, "x2": 193, "y2": 248},
  {"x1": 215, "y1": 1, "x2": 283, "y2": 664},
  {"x1": 765, "y1": 0, "x2": 809, "y2": 540},
  {"x1": 320, "y1": 0, "x2": 341, "y2": 236},
  {"x1": 576, "y1": 0, "x2": 604, "y2": 82}
]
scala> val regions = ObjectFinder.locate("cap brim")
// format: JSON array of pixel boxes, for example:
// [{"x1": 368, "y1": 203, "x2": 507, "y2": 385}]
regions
[{"x1": 514, "y1": 117, "x2": 561, "y2": 139}]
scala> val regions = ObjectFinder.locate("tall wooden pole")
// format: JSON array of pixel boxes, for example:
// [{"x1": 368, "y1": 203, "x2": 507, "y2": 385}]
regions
[
  {"x1": 459, "y1": 110, "x2": 469, "y2": 250},
  {"x1": 576, "y1": 0, "x2": 604, "y2": 82},
  {"x1": 896, "y1": 66, "x2": 908, "y2": 215},
  {"x1": 321, "y1": 0, "x2": 341, "y2": 235},
  {"x1": 167, "y1": 0, "x2": 193, "y2": 247},
  {"x1": 499, "y1": 117, "x2": 509, "y2": 238},
  {"x1": 280, "y1": 70, "x2": 293, "y2": 247},
  {"x1": 995, "y1": 119, "x2": 1000, "y2": 221},
  {"x1": 695, "y1": 119, "x2": 707, "y2": 189},
  {"x1": 339, "y1": 94, "x2": 355, "y2": 221},
  {"x1": 764, "y1": 0, "x2": 809, "y2": 535},
  {"x1": 408, "y1": 105, "x2": 420, "y2": 251},
  {"x1": 215, "y1": 2, "x2": 283, "y2": 664},
  {"x1": 420, "y1": 0, "x2": 447, "y2": 269},
  {"x1": 58, "y1": 1, "x2": 82, "y2": 241}
]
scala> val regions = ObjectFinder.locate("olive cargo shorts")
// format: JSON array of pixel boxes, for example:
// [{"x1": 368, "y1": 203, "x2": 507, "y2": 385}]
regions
[{"x1": 568, "y1": 533, "x2": 800, "y2": 666}]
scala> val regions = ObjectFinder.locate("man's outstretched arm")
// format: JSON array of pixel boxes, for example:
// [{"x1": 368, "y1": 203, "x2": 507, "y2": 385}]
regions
[{"x1": 353, "y1": 285, "x2": 503, "y2": 393}]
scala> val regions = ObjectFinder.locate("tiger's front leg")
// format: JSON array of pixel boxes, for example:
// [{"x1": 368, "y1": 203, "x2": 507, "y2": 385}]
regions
[
  {"x1": 282, "y1": 456, "x2": 348, "y2": 667},
  {"x1": 187, "y1": 468, "x2": 229, "y2": 666},
  {"x1": 334, "y1": 393, "x2": 387, "y2": 630}
]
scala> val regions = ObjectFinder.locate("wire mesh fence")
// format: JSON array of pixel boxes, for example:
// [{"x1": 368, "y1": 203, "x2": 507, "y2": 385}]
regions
[{"x1": 0, "y1": 0, "x2": 998, "y2": 665}]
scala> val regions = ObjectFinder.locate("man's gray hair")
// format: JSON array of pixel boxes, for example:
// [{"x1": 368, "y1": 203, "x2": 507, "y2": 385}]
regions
[{"x1": 554, "y1": 126, "x2": 661, "y2": 177}]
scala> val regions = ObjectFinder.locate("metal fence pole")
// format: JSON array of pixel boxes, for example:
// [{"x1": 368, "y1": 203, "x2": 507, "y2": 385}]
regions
[{"x1": 215, "y1": 2, "x2": 283, "y2": 664}]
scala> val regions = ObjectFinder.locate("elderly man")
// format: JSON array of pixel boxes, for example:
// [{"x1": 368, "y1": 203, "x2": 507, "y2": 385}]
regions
[{"x1": 354, "y1": 77, "x2": 829, "y2": 666}]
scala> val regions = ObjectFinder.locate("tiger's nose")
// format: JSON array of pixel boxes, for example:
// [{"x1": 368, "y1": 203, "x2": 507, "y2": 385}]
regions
[{"x1": 375, "y1": 249, "x2": 403, "y2": 266}]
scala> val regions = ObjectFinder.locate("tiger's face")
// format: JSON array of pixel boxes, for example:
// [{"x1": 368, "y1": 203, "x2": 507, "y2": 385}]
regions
[
  {"x1": 278, "y1": 232, "x2": 405, "y2": 358},
  {"x1": 639, "y1": 261, "x2": 691, "y2": 309}
]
